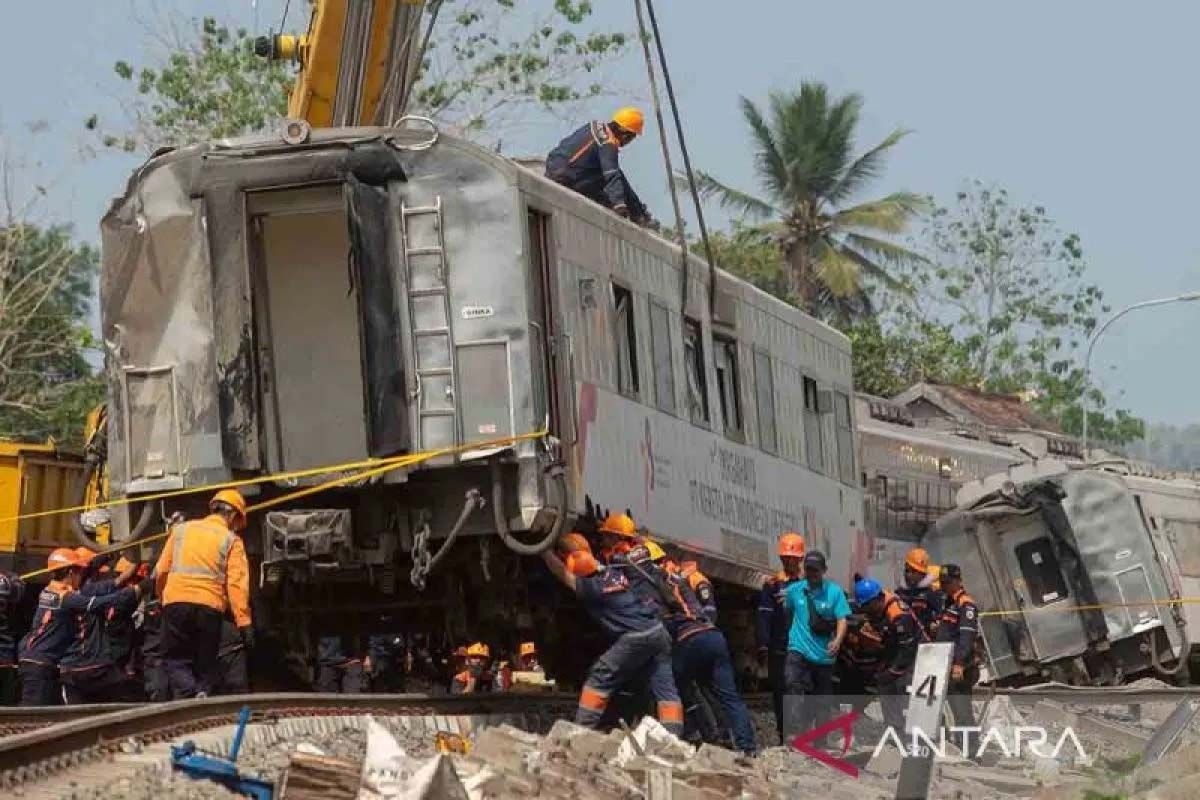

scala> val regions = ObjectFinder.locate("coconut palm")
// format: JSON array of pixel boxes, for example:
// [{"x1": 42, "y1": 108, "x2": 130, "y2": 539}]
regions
[{"x1": 684, "y1": 82, "x2": 928, "y2": 315}]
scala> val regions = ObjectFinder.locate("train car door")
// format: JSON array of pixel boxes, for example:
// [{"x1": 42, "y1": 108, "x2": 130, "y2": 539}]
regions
[
  {"x1": 526, "y1": 208, "x2": 565, "y2": 440},
  {"x1": 997, "y1": 513, "x2": 1090, "y2": 662},
  {"x1": 248, "y1": 185, "x2": 371, "y2": 472}
]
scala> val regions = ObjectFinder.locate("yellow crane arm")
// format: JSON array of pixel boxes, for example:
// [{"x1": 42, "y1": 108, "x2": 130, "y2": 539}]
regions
[{"x1": 257, "y1": 0, "x2": 430, "y2": 129}]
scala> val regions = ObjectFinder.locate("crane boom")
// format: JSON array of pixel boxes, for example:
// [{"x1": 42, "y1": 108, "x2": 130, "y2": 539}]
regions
[{"x1": 257, "y1": 0, "x2": 430, "y2": 128}]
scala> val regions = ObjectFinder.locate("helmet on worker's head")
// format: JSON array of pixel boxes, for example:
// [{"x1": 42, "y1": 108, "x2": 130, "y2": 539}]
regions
[
  {"x1": 558, "y1": 532, "x2": 592, "y2": 554},
  {"x1": 778, "y1": 532, "x2": 805, "y2": 558},
  {"x1": 519, "y1": 642, "x2": 537, "y2": 658},
  {"x1": 598, "y1": 512, "x2": 638, "y2": 539},
  {"x1": 565, "y1": 550, "x2": 599, "y2": 578},
  {"x1": 210, "y1": 489, "x2": 248, "y2": 531},
  {"x1": 643, "y1": 540, "x2": 666, "y2": 562},
  {"x1": 611, "y1": 107, "x2": 645, "y2": 137},
  {"x1": 47, "y1": 547, "x2": 83, "y2": 572},
  {"x1": 854, "y1": 577, "x2": 884, "y2": 606},
  {"x1": 905, "y1": 547, "x2": 930, "y2": 573},
  {"x1": 466, "y1": 642, "x2": 490, "y2": 659},
  {"x1": 74, "y1": 547, "x2": 97, "y2": 566}
]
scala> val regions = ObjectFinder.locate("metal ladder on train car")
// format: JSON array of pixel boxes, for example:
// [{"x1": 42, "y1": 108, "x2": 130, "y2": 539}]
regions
[{"x1": 400, "y1": 197, "x2": 459, "y2": 451}]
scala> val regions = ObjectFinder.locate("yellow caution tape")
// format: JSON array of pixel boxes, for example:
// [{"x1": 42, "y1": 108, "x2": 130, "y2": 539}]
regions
[
  {"x1": 0, "y1": 429, "x2": 547, "y2": 527},
  {"x1": 978, "y1": 595, "x2": 1200, "y2": 618},
  {"x1": 17, "y1": 429, "x2": 547, "y2": 581}
]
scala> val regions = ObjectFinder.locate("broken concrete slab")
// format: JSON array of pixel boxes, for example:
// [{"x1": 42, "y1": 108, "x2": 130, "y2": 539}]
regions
[{"x1": 938, "y1": 763, "x2": 1041, "y2": 795}]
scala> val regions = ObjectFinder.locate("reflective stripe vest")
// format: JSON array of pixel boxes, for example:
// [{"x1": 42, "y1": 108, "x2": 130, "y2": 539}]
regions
[{"x1": 155, "y1": 515, "x2": 252, "y2": 627}]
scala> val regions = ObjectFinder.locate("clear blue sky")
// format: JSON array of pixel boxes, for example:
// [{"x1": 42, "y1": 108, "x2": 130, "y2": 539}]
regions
[{"x1": 4, "y1": 1, "x2": 1198, "y2": 424}]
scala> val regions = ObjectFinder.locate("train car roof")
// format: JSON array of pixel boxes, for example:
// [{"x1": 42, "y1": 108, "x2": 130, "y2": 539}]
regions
[{"x1": 110, "y1": 123, "x2": 851, "y2": 357}]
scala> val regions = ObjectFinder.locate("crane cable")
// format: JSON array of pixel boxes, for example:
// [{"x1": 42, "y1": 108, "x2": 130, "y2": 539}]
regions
[
  {"x1": 632, "y1": 0, "x2": 689, "y2": 314},
  {"x1": 639, "y1": 0, "x2": 720, "y2": 318}
]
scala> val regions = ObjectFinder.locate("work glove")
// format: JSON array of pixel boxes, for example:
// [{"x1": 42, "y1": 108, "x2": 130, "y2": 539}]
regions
[{"x1": 239, "y1": 625, "x2": 256, "y2": 651}]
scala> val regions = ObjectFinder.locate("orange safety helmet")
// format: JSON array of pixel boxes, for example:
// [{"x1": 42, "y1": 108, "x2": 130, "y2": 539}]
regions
[
  {"x1": 905, "y1": 547, "x2": 930, "y2": 573},
  {"x1": 74, "y1": 547, "x2": 98, "y2": 567},
  {"x1": 612, "y1": 107, "x2": 645, "y2": 136},
  {"x1": 465, "y1": 642, "x2": 490, "y2": 659},
  {"x1": 210, "y1": 489, "x2": 248, "y2": 531},
  {"x1": 778, "y1": 532, "x2": 806, "y2": 558},
  {"x1": 558, "y1": 532, "x2": 592, "y2": 553},
  {"x1": 47, "y1": 547, "x2": 83, "y2": 571},
  {"x1": 599, "y1": 512, "x2": 638, "y2": 538},
  {"x1": 565, "y1": 550, "x2": 599, "y2": 578},
  {"x1": 518, "y1": 642, "x2": 537, "y2": 658}
]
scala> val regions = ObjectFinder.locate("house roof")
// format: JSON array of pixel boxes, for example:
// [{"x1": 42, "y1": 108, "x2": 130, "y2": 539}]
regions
[{"x1": 893, "y1": 382, "x2": 1062, "y2": 433}]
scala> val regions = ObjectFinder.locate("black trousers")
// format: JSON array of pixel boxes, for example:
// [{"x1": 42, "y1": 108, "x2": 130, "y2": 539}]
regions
[
  {"x1": 782, "y1": 652, "x2": 835, "y2": 741},
  {"x1": 61, "y1": 665, "x2": 142, "y2": 704},
  {"x1": 18, "y1": 661, "x2": 60, "y2": 706},
  {"x1": 163, "y1": 603, "x2": 224, "y2": 699},
  {"x1": 767, "y1": 650, "x2": 787, "y2": 745},
  {"x1": 316, "y1": 662, "x2": 365, "y2": 694},
  {"x1": 144, "y1": 658, "x2": 170, "y2": 702},
  {"x1": 0, "y1": 664, "x2": 19, "y2": 706}
]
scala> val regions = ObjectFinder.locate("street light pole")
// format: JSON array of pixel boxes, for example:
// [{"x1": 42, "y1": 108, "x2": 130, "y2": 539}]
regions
[{"x1": 1081, "y1": 291, "x2": 1200, "y2": 458}]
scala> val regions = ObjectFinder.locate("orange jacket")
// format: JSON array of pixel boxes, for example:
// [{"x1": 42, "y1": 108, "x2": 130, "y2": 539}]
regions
[{"x1": 155, "y1": 515, "x2": 251, "y2": 627}]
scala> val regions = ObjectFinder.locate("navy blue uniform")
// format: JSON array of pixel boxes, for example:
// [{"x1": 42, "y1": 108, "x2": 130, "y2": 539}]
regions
[
  {"x1": 756, "y1": 572, "x2": 801, "y2": 744},
  {"x1": 937, "y1": 587, "x2": 981, "y2": 729},
  {"x1": 545, "y1": 121, "x2": 647, "y2": 219},
  {"x1": 0, "y1": 572, "x2": 25, "y2": 705},
  {"x1": 573, "y1": 566, "x2": 683, "y2": 734},
  {"x1": 141, "y1": 596, "x2": 169, "y2": 701},
  {"x1": 895, "y1": 583, "x2": 943, "y2": 642},
  {"x1": 59, "y1": 585, "x2": 142, "y2": 704}
]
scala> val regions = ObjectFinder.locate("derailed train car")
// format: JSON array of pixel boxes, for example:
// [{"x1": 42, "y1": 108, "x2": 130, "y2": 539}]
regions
[
  {"x1": 98, "y1": 123, "x2": 862, "y2": 670},
  {"x1": 924, "y1": 459, "x2": 1198, "y2": 685}
]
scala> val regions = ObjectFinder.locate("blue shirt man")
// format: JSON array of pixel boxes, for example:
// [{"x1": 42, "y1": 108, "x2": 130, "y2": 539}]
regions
[{"x1": 784, "y1": 571, "x2": 851, "y2": 665}]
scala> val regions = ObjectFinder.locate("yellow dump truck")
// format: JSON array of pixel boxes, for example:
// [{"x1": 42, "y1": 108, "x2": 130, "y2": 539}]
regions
[{"x1": 0, "y1": 439, "x2": 87, "y2": 575}]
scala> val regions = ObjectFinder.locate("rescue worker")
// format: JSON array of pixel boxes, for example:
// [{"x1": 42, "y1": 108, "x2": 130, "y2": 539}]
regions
[
  {"x1": 154, "y1": 489, "x2": 253, "y2": 699},
  {"x1": 216, "y1": 619, "x2": 249, "y2": 694},
  {"x1": 18, "y1": 549, "x2": 144, "y2": 705},
  {"x1": 895, "y1": 547, "x2": 943, "y2": 641},
  {"x1": 781, "y1": 551, "x2": 849, "y2": 740},
  {"x1": 679, "y1": 561, "x2": 717, "y2": 623},
  {"x1": 450, "y1": 642, "x2": 493, "y2": 695},
  {"x1": 541, "y1": 534, "x2": 684, "y2": 736},
  {"x1": 100, "y1": 557, "x2": 140, "y2": 675},
  {"x1": 936, "y1": 564, "x2": 980, "y2": 730},
  {"x1": 516, "y1": 642, "x2": 541, "y2": 673},
  {"x1": 316, "y1": 634, "x2": 366, "y2": 693},
  {"x1": 640, "y1": 541, "x2": 757, "y2": 756},
  {"x1": 755, "y1": 531, "x2": 805, "y2": 744},
  {"x1": 0, "y1": 569, "x2": 25, "y2": 705},
  {"x1": 836, "y1": 606, "x2": 888, "y2": 720},
  {"x1": 59, "y1": 562, "x2": 153, "y2": 704},
  {"x1": 545, "y1": 108, "x2": 654, "y2": 225},
  {"x1": 854, "y1": 577, "x2": 920, "y2": 730}
]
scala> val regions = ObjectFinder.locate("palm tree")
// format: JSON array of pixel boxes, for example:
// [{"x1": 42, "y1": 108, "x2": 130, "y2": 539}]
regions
[{"x1": 684, "y1": 82, "x2": 928, "y2": 316}]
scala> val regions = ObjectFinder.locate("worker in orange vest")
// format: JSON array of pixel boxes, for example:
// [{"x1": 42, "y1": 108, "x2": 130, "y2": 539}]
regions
[
  {"x1": 755, "y1": 532, "x2": 805, "y2": 744},
  {"x1": 154, "y1": 489, "x2": 252, "y2": 699}
]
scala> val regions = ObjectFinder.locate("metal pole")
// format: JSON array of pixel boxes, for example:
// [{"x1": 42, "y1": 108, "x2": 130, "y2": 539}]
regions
[{"x1": 1081, "y1": 291, "x2": 1200, "y2": 457}]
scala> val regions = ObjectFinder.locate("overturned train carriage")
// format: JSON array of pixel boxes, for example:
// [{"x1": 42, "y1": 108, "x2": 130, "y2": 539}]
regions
[
  {"x1": 924, "y1": 460, "x2": 1198, "y2": 685},
  {"x1": 99, "y1": 125, "x2": 862, "y2": 674}
]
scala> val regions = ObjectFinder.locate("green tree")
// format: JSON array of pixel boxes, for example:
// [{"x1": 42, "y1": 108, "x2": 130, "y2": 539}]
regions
[
  {"x1": 92, "y1": 2, "x2": 629, "y2": 152},
  {"x1": 686, "y1": 82, "x2": 929, "y2": 314},
  {"x1": 844, "y1": 317, "x2": 978, "y2": 398},
  {"x1": 0, "y1": 222, "x2": 104, "y2": 445},
  {"x1": 888, "y1": 181, "x2": 1143, "y2": 444}
]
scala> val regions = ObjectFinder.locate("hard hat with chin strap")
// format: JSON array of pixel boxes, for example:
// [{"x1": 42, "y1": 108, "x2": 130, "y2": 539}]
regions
[{"x1": 210, "y1": 489, "x2": 248, "y2": 531}]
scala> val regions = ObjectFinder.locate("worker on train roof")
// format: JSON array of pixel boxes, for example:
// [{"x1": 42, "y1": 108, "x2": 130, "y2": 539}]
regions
[{"x1": 545, "y1": 108, "x2": 655, "y2": 228}]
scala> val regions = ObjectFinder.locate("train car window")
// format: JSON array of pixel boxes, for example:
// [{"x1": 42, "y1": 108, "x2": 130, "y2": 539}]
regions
[
  {"x1": 835, "y1": 390, "x2": 855, "y2": 485},
  {"x1": 754, "y1": 349, "x2": 777, "y2": 454},
  {"x1": 802, "y1": 376, "x2": 824, "y2": 472},
  {"x1": 714, "y1": 336, "x2": 743, "y2": 438},
  {"x1": 1015, "y1": 537, "x2": 1069, "y2": 606},
  {"x1": 683, "y1": 317, "x2": 709, "y2": 424},
  {"x1": 649, "y1": 300, "x2": 675, "y2": 414},
  {"x1": 611, "y1": 283, "x2": 639, "y2": 397}
]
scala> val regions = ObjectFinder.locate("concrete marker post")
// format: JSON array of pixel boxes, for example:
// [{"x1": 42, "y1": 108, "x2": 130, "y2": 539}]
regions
[{"x1": 894, "y1": 642, "x2": 954, "y2": 800}]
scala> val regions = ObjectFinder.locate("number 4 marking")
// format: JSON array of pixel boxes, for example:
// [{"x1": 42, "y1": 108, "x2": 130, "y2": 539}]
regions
[{"x1": 915, "y1": 674, "x2": 938, "y2": 705}]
